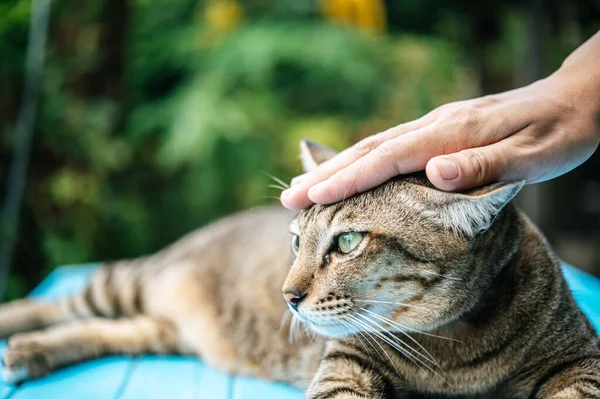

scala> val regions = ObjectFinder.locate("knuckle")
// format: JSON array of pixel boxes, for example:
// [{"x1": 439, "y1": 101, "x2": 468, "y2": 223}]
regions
[
  {"x1": 462, "y1": 149, "x2": 490, "y2": 182},
  {"x1": 447, "y1": 105, "x2": 482, "y2": 128},
  {"x1": 436, "y1": 101, "x2": 461, "y2": 114},
  {"x1": 373, "y1": 139, "x2": 397, "y2": 159},
  {"x1": 353, "y1": 135, "x2": 381, "y2": 156},
  {"x1": 373, "y1": 140, "x2": 402, "y2": 174},
  {"x1": 476, "y1": 95, "x2": 500, "y2": 107},
  {"x1": 433, "y1": 105, "x2": 453, "y2": 119}
]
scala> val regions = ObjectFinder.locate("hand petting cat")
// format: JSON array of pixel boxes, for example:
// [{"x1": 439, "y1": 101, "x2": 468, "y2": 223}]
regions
[{"x1": 281, "y1": 30, "x2": 600, "y2": 211}]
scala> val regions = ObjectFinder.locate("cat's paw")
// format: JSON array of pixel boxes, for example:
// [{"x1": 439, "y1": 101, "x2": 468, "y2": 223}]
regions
[
  {"x1": 1, "y1": 343, "x2": 51, "y2": 383},
  {"x1": 7, "y1": 332, "x2": 45, "y2": 349},
  {"x1": 1, "y1": 362, "x2": 30, "y2": 384}
]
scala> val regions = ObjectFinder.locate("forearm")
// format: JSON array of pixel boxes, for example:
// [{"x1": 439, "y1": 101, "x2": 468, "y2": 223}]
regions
[{"x1": 561, "y1": 30, "x2": 600, "y2": 70}]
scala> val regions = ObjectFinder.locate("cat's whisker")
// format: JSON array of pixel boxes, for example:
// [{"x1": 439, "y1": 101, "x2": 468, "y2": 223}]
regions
[
  {"x1": 289, "y1": 314, "x2": 297, "y2": 343},
  {"x1": 280, "y1": 310, "x2": 292, "y2": 332},
  {"x1": 334, "y1": 318, "x2": 382, "y2": 370},
  {"x1": 355, "y1": 312, "x2": 442, "y2": 373},
  {"x1": 359, "y1": 307, "x2": 463, "y2": 343},
  {"x1": 268, "y1": 184, "x2": 287, "y2": 191},
  {"x1": 288, "y1": 313, "x2": 306, "y2": 343},
  {"x1": 304, "y1": 324, "x2": 318, "y2": 345},
  {"x1": 282, "y1": 309, "x2": 301, "y2": 343},
  {"x1": 348, "y1": 314, "x2": 430, "y2": 377},
  {"x1": 260, "y1": 195, "x2": 282, "y2": 201},
  {"x1": 343, "y1": 317, "x2": 397, "y2": 371},
  {"x1": 263, "y1": 173, "x2": 290, "y2": 189},
  {"x1": 357, "y1": 316, "x2": 444, "y2": 379},
  {"x1": 360, "y1": 308, "x2": 442, "y2": 369},
  {"x1": 337, "y1": 317, "x2": 374, "y2": 360},
  {"x1": 355, "y1": 299, "x2": 431, "y2": 311},
  {"x1": 335, "y1": 319, "x2": 366, "y2": 354},
  {"x1": 362, "y1": 331, "x2": 402, "y2": 378},
  {"x1": 346, "y1": 313, "x2": 437, "y2": 377},
  {"x1": 423, "y1": 271, "x2": 462, "y2": 281},
  {"x1": 342, "y1": 315, "x2": 402, "y2": 378},
  {"x1": 301, "y1": 327, "x2": 317, "y2": 346},
  {"x1": 353, "y1": 330, "x2": 377, "y2": 361}
]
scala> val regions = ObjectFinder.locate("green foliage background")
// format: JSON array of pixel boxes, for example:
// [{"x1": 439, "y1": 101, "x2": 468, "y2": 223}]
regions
[{"x1": 1, "y1": 0, "x2": 598, "y2": 299}]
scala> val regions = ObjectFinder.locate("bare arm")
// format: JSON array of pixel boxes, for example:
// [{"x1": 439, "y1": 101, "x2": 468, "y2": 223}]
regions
[{"x1": 281, "y1": 31, "x2": 600, "y2": 210}]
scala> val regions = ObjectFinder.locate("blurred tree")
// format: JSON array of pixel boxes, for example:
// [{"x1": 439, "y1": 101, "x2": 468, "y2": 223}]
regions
[{"x1": 1, "y1": 0, "x2": 598, "y2": 299}]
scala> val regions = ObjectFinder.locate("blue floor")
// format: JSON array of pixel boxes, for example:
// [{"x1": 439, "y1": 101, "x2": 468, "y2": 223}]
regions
[
  {"x1": 0, "y1": 263, "x2": 599, "y2": 398},
  {"x1": 0, "y1": 265, "x2": 303, "y2": 399}
]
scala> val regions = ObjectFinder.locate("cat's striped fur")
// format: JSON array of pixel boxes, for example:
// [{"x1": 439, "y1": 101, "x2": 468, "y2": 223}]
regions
[{"x1": 1, "y1": 140, "x2": 599, "y2": 398}]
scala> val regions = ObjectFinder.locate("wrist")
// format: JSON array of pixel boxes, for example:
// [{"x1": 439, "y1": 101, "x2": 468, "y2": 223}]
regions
[{"x1": 546, "y1": 65, "x2": 600, "y2": 141}]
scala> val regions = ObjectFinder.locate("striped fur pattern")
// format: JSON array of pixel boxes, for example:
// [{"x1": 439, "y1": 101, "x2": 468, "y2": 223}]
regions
[
  {"x1": 0, "y1": 208, "x2": 325, "y2": 387},
  {"x1": 1, "y1": 140, "x2": 599, "y2": 398}
]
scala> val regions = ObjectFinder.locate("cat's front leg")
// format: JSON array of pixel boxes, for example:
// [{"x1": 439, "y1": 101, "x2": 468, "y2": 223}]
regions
[
  {"x1": 306, "y1": 338, "x2": 402, "y2": 399},
  {"x1": 524, "y1": 356, "x2": 600, "y2": 399},
  {"x1": 1, "y1": 316, "x2": 179, "y2": 383}
]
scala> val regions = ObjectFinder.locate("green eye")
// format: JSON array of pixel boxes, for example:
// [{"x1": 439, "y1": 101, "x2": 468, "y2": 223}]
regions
[
  {"x1": 291, "y1": 235, "x2": 300, "y2": 255},
  {"x1": 337, "y1": 232, "x2": 364, "y2": 254}
]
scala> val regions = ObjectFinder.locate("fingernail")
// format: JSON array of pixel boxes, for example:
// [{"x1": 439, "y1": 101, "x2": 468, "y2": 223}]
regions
[
  {"x1": 280, "y1": 188, "x2": 305, "y2": 211},
  {"x1": 281, "y1": 188, "x2": 292, "y2": 201},
  {"x1": 290, "y1": 175, "x2": 306, "y2": 186},
  {"x1": 435, "y1": 158, "x2": 459, "y2": 180}
]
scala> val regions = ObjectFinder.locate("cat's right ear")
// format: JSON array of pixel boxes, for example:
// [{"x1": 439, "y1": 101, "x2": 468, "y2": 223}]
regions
[
  {"x1": 426, "y1": 180, "x2": 525, "y2": 237},
  {"x1": 300, "y1": 139, "x2": 338, "y2": 173}
]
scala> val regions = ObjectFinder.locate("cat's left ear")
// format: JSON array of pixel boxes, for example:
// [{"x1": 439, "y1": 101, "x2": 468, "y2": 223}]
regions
[
  {"x1": 300, "y1": 139, "x2": 338, "y2": 173},
  {"x1": 429, "y1": 180, "x2": 525, "y2": 237}
]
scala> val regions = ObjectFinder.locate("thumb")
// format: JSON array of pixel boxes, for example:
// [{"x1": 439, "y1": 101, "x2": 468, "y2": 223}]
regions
[{"x1": 426, "y1": 146, "x2": 508, "y2": 191}]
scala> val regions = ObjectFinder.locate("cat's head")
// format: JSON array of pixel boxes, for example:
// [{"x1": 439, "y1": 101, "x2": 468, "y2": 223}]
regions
[{"x1": 282, "y1": 140, "x2": 524, "y2": 338}]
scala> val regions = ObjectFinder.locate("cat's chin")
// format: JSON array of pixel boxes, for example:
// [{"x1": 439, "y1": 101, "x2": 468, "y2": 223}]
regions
[{"x1": 309, "y1": 323, "x2": 353, "y2": 339}]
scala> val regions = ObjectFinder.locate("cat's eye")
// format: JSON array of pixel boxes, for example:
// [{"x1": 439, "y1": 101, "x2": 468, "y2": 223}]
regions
[
  {"x1": 337, "y1": 232, "x2": 363, "y2": 254},
  {"x1": 291, "y1": 235, "x2": 300, "y2": 255}
]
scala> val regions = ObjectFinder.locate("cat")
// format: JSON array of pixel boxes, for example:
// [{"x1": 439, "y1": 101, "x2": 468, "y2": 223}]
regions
[{"x1": 0, "y1": 139, "x2": 599, "y2": 398}]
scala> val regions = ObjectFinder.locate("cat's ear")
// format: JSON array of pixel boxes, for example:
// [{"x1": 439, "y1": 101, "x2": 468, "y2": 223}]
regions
[
  {"x1": 300, "y1": 139, "x2": 338, "y2": 173},
  {"x1": 429, "y1": 180, "x2": 525, "y2": 237}
]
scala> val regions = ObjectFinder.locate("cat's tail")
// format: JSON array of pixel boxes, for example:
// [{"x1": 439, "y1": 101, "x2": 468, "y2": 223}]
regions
[
  {"x1": 76, "y1": 260, "x2": 148, "y2": 318},
  {"x1": 0, "y1": 260, "x2": 147, "y2": 339}
]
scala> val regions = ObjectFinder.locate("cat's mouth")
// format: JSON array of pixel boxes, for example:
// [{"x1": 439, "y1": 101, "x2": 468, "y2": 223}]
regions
[
  {"x1": 306, "y1": 318, "x2": 354, "y2": 338},
  {"x1": 290, "y1": 306, "x2": 357, "y2": 338},
  {"x1": 291, "y1": 302, "x2": 419, "y2": 339}
]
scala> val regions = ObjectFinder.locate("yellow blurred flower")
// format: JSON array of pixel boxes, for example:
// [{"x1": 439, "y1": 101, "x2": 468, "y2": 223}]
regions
[
  {"x1": 321, "y1": 0, "x2": 386, "y2": 33},
  {"x1": 204, "y1": 0, "x2": 242, "y2": 35}
]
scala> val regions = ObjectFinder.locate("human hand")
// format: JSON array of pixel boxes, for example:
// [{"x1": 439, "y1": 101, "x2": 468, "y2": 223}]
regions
[{"x1": 280, "y1": 57, "x2": 600, "y2": 211}]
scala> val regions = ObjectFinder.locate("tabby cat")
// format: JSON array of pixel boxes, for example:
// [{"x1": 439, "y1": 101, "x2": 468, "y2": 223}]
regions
[{"x1": 1, "y1": 140, "x2": 599, "y2": 398}]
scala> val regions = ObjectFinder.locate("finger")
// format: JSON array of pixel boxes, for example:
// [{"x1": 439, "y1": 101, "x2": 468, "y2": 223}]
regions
[
  {"x1": 290, "y1": 174, "x2": 308, "y2": 187},
  {"x1": 425, "y1": 140, "x2": 515, "y2": 191},
  {"x1": 280, "y1": 117, "x2": 433, "y2": 210},
  {"x1": 307, "y1": 125, "x2": 449, "y2": 204}
]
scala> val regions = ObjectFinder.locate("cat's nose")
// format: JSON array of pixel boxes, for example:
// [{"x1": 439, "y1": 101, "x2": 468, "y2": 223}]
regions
[{"x1": 283, "y1": 290, "x2": 307, "y2": 311}]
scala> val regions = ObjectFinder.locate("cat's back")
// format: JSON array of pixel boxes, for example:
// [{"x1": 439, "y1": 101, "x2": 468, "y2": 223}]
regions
[
  {"x1": 145, "y1": 205, "x2": 296, "y2": 317},
  {"x1": 156, "y1": 205, "x2": 294, "y2": 272},
  {"x1": 145, "y1": 204, "x2": 296, "y2": 323}
]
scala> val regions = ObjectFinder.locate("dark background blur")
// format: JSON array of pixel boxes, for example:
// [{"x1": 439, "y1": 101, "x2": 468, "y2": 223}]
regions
[{"x1": 1, "y1": 0, "x2": 599, "y2": 300}]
